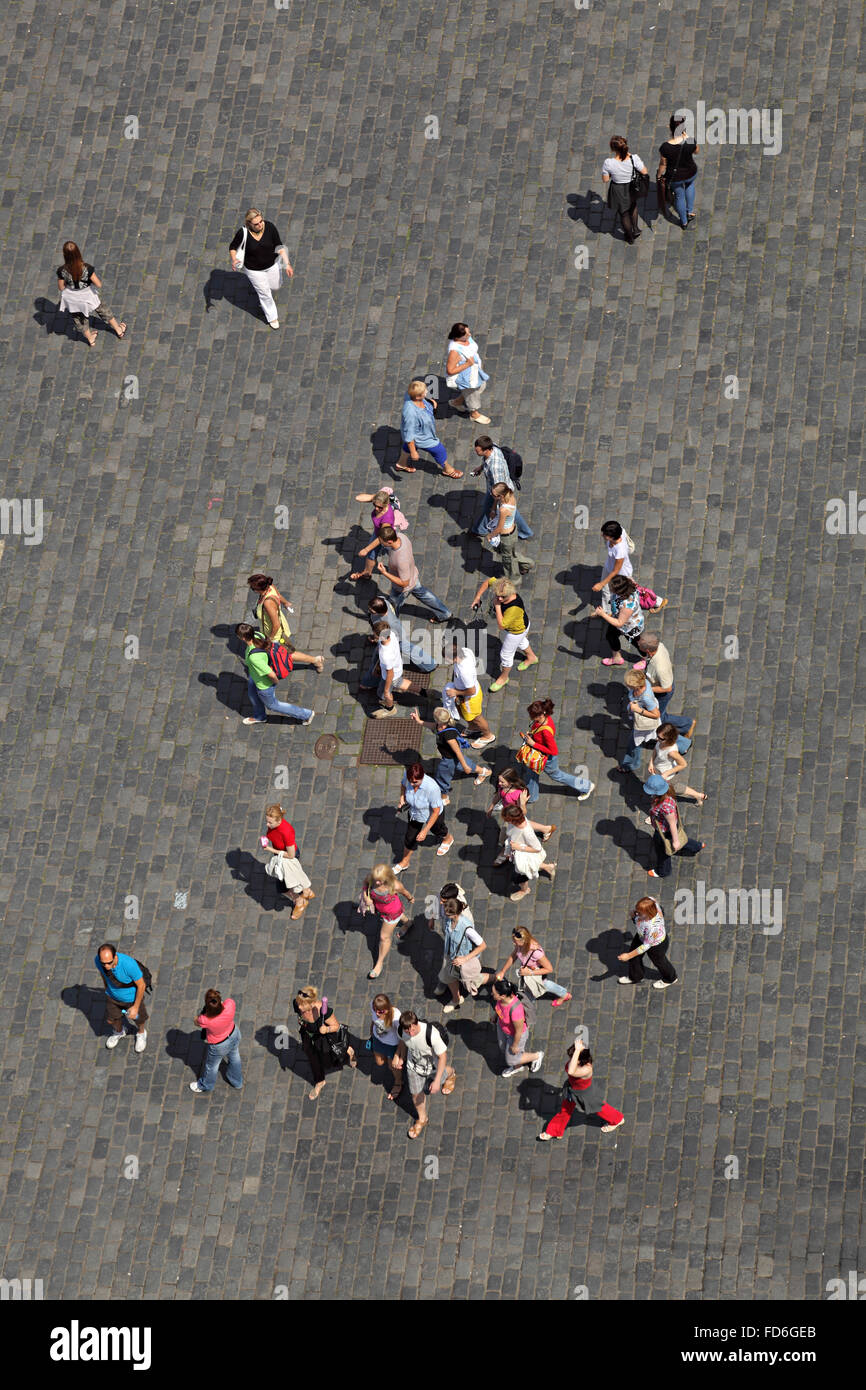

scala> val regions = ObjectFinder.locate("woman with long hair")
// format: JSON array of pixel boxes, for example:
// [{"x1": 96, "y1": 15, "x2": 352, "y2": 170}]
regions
[
  {"x1": 369, "y1": 993, "x2": 404, "y2": 1100},
  {"x1": 490, "y1": 925, "x2": 572, "y2": 1006},
  {"x1": 246, "y1": 573, "x2": 323, "y2": 670},
  {"x1": 189, "y1": 989, "x2": 243, "y2": 1094},
  {"x1": 360, "y1": 863, "x2": 415, "y2": 978},
  {"x1": 537, "y1": 1045, "x2": 624, "y2": 1141},
  {"x1": 56, "y1": 240, "x2": 126, "y2": 346},
  {"x1": 293, "y1": 986, "x2": 356, "y2": 1102}
]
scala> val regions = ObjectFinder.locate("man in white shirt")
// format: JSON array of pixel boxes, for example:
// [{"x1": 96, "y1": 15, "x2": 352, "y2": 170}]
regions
[
  {"x1": 442, "y1": 637, "x2": 495, "y2": 749},
  {"x1": 396, "y1": 1010, "x2": 455, "y2": 1138},
  {"x1": 370, "y1": 623, "x2": 413, "y2": 718}
]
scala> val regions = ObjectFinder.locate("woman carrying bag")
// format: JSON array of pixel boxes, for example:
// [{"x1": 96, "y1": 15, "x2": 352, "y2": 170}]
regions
[
  {"x1": 293, "y1": 986, "x2": 357, "y2": 1102},
  {"x1": 602, "y1": 136, "x2": 649, "y2": 245},
  {"x1": 262, "y1": 803, "x2": 316, "y2": 920},
  {"x1": 229, "y1": 208, "x2": 293, "y2": 329},
  {"x1": 490, "y1": 926, "x2": 572, "y2": 1007},
  {"x1": 515, "y1": 698, "x2": 594, "y2": 803},
  {"x1": 658, "y1": 114, "x2": 700, "y2": 229},
  {"x1": 537, "y1": 1045, "x2": 624, "y2": 1141}
]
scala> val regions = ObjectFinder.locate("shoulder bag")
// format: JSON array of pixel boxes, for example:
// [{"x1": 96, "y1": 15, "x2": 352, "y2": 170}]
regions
[
  {"x1": 515, "y1": 721, "x2": 553, "y2": 773},
  {"x1": 657, "y1": 139, "x2": 686, "y2": 210},
  {"x1": 630, "y1": 156, "x2": 650, "y2": 199},
  {"x1": 234, "y1": 225, "x2": 249, "y2": 269}
]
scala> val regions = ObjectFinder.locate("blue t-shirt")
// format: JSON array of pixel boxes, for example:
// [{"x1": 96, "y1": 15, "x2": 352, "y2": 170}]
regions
[
  {"x1": 400, "y1": 396, "x2": 440, "y2": 449},
  {"x1": 95, "y1": 951, "x2": 142, "y2": 1004}
]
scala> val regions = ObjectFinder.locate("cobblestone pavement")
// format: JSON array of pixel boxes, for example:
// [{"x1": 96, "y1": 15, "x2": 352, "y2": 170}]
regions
[{"x1": 0, "y1": 0, "x2": 863, "y2": 1302}]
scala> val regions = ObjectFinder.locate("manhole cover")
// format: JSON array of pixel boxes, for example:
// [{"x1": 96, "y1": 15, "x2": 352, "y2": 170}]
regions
[{"x1": 314, "y1": 734, "x2": 338, "y2": 760}]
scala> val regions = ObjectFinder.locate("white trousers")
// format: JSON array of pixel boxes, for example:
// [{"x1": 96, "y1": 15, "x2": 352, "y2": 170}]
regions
[
  {"x1": 244, "y1": 262, "x2": 282, "y2": 324},
  {"x1": 499, "y1": 624, "x2": 530, "y2": 669}
]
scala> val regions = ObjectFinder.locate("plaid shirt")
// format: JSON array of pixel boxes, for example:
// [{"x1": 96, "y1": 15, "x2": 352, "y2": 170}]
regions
[{"x1": 482, "y1": 446, "x2": 514, "y2": 491}]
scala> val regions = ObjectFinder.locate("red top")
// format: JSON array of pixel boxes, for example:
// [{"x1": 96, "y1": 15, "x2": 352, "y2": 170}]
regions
[
  {"x1": 196, "y1": 997, "x2": 237, "y2": 1044},
  {"x1": 567, "y1": 1065, "x2": 592, "y2": 1091},
  {"x1": 266, "y1": 818, "x2": 297, "y2": 852},
  {"x1": 530, "y1": 719, "x2": 558, "y2": 757}
]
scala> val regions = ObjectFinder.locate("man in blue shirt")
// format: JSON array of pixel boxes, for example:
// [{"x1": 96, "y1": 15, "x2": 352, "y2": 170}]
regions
[{"x1": 95, "y1": 943, "x2": 148, "y2": 1052}]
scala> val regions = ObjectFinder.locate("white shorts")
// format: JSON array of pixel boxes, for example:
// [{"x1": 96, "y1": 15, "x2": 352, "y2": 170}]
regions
[{"x1": 499, "y1": 624, "x2": 530, "y2": 668}]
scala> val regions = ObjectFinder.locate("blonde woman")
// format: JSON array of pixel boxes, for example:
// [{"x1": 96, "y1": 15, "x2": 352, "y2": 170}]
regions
[
  {"x1": 246, "y1": 572, "x2": 323, "y2": 671},
  {"x1": 262, "y1": 804, "x2": 315, "y2": 920},
  {"x1": 469, "y1": 576, "x2": 539, "y2": 691},
  {"x1": 397, "y1": 379, "x2": 463, "y2": 478},
  {"x1": 484, "y1": 483, "x2": 535, "y2": 580},
  {"x1": 360, "y1": 864, "x2": 416, "y2": 979},
  {"x1": 491, "y1": 925, "x2": 572, "y2": 1006},
  {"x1": 293, "y1": 986, "x2": 356, "y2": 1101},
  {"x1": 369, "y1": 993, "x2": 404, "y2": 1100},
  {"x1": 229, "y1": 208, "x2": 293, "y2": 329}
]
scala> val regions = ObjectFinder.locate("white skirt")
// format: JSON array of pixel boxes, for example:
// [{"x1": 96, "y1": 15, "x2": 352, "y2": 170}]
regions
[{"x1": 265, "y1": 854, "x2": 311, "y2": 892}]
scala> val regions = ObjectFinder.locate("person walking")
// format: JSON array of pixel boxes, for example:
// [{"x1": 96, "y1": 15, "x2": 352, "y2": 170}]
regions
[
  {"x1": 293, "y1": 986, "x2": 357, "y2": 1101},
  {"x1": 367, "y1": 623, "x2": 414, "y2": 718},
  {"x1": 635, "y1": 633, "x2": 695, "y2": 735},
  {"x1": 349, "y1": 488, "x2": 407, "y2": 582},
  {"x1": 537, "y1": 1045, "x2": 624, "y2": 1141},
  {"x1": 643, "y1": 774, "x2": 706, "y2": 878},
  {"x1": 491, "y1": 926, "x2": 572, "y2": 1007},
  {"x1": 648, "y1": 724, "x2": 707, "y2": 804},
  {"x1": 95, "y1": 943, "x2": 148, "y2": 1053},
  {"x1": 487, "y1": 769, "x2": 556, "y2": 861},
  {"x1": 360, "y1": 864, "x2": 415, "y2": 978},
  {"x1": 396, "y1": 1010, "x2": 457, "y2": 1139},
  {"x1": 445, "y1": 321, "x2": 491, "y2": 423},
  {"x1": 235, "y1": 624, "x2": 315, "y2": 726},
  {"x1": 441, "y1": 638, "x2": 495, "y2": 749},
  {"x1": 616, "y1": 670, "x2": 661, "y2": 776},
  {"x1": 602, "y1": 136, "x2": 648, "y2": 244},
  {"x1": 376, "y1": 526, "x2": 452, "y2": 623},
  {"x1": 229, "y1": 208, "x2": 293, "y2": 329},
  {"x1": 592, "y1": 574, "x2": 646, "y2": 665},
  {"x1": 262, "y1": 803, "x2": 316, "y2": 920},
  {"x1": 410, "y1": 706, "x2": 492, "y2": 800},
  {"x1": 362, "y1": 594, "x2": 437, "y2": 676},
  {"x1": 590, "y1": 521, "x2": 666, "y2": 615},
  {"x1": 469, "y1": 437, "x2": 532, "y2": 539},
  {"x1": 617, "y1": 894, "x2": 678, "y2": 987},
  {"x1": 393, "y1": 762, "x2": 455, "y2": 871},
  {"x1": 247, "y1": 574, "x2": 324, "y2": 671},
  {"x1": 469, "y1": 577, "x2": 538, "y2": 691},
  {"x1": 189, "y1": 989, "x2": 243, "y2": 1094},
  {"x1": 501, "y1": 805, "x2": 556, "y2": 901},
  {"x1": 369, "y1": 994, "x2": 405, "y2": 1101},
  {"x1": 432, "y1": 895, "x2": 487, "y2": 1012},
  {"x1": 515, "y1": 698, "x2": 595, "y2": 803},
  {"x1": 396, "y1": 380, "x2": 463, "y2": 478},
  {"x1": 56, "y1": 241, "x2": 127, "y2": 346},
  {"x1": 658, "y1": 113, "x2": 700, "y2": 229},
  {"x1": 491, "y1": 979, "x2": 544, "y2": 1078},
  {"x1": 483, "y1": 484, "x2": 535, "y2": 580}
]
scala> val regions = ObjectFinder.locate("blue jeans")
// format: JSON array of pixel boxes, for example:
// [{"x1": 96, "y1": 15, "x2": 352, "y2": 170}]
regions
[
  {"x1": 525, "y1": 754, "x2": 592, "y2": 802},
  {"x1": 657, "y1": 686, "x2": 693, "y2": 734},
  {"x1": 670, "y1": 176, "x2": 696, "y2": 227},
  {"x1": 391, "y1": 583, "x2": 451, "y2": 622},
  {"x1": 363, "y1": 619, "x2": 436, "y2": 677},
  {"x1": 473, "y1": 491, "x2": 533, "y2": 539},
  {"x1": 247, "y1": 678, "x2": 312, "y2": 723},
  {"x1": 436, "y1": 751, "x2": 477, "y2": 793},
  {"x1": 198, "y1": 1026, "x2": 243, "y2": 1091}
]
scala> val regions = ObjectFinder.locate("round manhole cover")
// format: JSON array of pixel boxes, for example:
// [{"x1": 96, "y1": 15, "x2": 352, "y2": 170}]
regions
[{"x1": 314, "y1": 734, "x2": 338, "y2": 760}]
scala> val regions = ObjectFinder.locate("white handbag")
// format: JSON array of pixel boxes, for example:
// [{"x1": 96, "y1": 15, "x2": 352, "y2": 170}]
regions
[{"x1": 235, "y1": 225, "x2": 248, "y2": 269}]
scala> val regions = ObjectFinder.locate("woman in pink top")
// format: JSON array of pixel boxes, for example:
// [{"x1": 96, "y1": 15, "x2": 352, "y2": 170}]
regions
[
  {"x1": 486, "y1": 769, "x2": 555, "y2": 864},
  {"x1": 190, "y1": 989, "x2": 243, "y2": 1094},
  {"x1": 492, "y1": 926, "x2": 572, "y2": 1007},
  {"x1": 360, "y1": 863, "x2": 416, "y2": 979},
  {"x1": 491, "y1": 978, "x2": 544, "y2": 1078}
]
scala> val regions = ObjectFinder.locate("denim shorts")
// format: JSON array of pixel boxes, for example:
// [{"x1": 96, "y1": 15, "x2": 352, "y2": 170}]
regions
[{"x1": 371, "y1": 1037, "x2": 398, "y2": 1059}]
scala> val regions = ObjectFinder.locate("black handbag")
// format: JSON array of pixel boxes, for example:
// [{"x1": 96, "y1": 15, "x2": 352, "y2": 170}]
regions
[
  {"x1": 657, "y1": 139, "x2": 686, "y2": 209},
  {"x1": 630, "y1": 156, "x2": 650, "y2": 199},
  {"x1": 327, "y1": 1024, "x2": 351, "y2": 1065}
]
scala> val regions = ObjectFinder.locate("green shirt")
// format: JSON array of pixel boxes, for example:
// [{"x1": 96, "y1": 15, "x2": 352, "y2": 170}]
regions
[{"x1": 245, "y1": 647, "x2": 274, "y2": 690}]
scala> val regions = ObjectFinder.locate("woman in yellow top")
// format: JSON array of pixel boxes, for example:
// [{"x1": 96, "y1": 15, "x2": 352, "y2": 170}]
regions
[
  {"x1": 469, "y1": 576, "x2": 539, "y2": 692},
  {"x1": 246, "y1": 572, "x2": 324, "y2": 671}
]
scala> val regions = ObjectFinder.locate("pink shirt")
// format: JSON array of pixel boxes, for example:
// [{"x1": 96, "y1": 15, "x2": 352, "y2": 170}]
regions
[
  {"x1": 196, "y1": 997, "x2": 237, "y2": 1044},
  {"x1": 495, "y1": 998, "x2": 526, "y2": 1038}
]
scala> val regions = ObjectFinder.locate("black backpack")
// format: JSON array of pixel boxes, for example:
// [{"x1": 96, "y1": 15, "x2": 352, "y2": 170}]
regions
[
  {"x1": 499, "y1": 444, "x2": 524, "y2": 490},
  {"x1": 426, "y1": 1020, "x2": 448, "y2": 1048},
  {"x1": 136, "y1": 960, "x2": 154, "y2": 994}
]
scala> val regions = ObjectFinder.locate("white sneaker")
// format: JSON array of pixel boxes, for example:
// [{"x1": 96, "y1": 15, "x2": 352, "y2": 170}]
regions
[
  {"x1": 653, "y1": 979, "x2": 676, "y2": 989},
  {"x1": 530, "y1": 1051, "x2": 545, "y2": 1073},
  {"x1": 105, "y1": 1031, "x2": 124, "y2": 1049},
  {"x1": 618, "y1": 976, "x2": 635, "y2": 985},
  {"x1": 500, "y1": 1067, "x2": 519, "y2": 1078},
  {"x1": 189, "y1": 1082, "x2": 207, "y2": 1093},
  {"x1": 301, "y1": 712, "x2": 315, "y2": 726},
  {"x1": 269, "y1": 319, "x2": 280, "y2": 330},
  {"x1": 134, "y1": 1030, "x2": 147, "y2": 1053},
  {"x1": 577, "y1": 782, "x2": 595, "y2": 801}
]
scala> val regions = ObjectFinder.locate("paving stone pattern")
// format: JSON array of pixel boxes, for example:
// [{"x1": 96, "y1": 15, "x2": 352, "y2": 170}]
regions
[{"x1": 0, "y1": 0, "x2": 863, "y2": 1302}]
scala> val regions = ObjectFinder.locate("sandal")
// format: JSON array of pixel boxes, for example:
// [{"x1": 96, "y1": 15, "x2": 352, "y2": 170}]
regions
[
  {"x1": 116, "y1": 322, "x2": 127, "y2": 339},
  {"x1": 436, "y1": 839, "x2": 453, "y2": 856},
  {"x1": 407, "y1": 1118, "x2": 429, "y2": 1140},
  {"x1": 441, "y1": 467, "x2": 464, "y2": 479},
  {"x1": 490, "y1": 679, "x2": 508, "y2": 692},
  {"x1": 510, "y1": 888, "x2": 531, "y2": 901},
  {"x1": 474, "y1": 767, "x2": 492, "y2": 785},
  {"x1": 602, "y1": 656, "x2": 625, "y2": 666},
  {"x1": 388, "y1": 1087, "x2": 402, "y2": 1102},
  {"x1": 540, "y1": 824, "x2": 558, "y2": 842},
  {"x1": 367, "y1": 967, "x2": 382, "y2": 979},
  {"x1": 395, "y1": 463, "x2": 417, "y2": 473},
  {"x1": 441, "y1": 1069, "x2": 457, "y2": 1096}
]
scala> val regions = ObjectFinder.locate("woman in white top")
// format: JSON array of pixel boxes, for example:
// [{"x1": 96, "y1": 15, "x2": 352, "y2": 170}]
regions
[
  {"x1": 601, "y1": 136, "x2": 648, "y2": 245},
  {"x1": 485, "y1": 483, "x2": 535, "y2": 580},
  {"x1": 502, "y1": 806, "x2": 556, "y2": 901},
  {"x1": 445, "y1": 321, "x2": 491, "y2": 424},
  {"x1": 369, "y1": 993, "x2": 404, "y2": 1100},
  {"x1": 648, "y1": 724, "x2": 707, "y2": 804}
]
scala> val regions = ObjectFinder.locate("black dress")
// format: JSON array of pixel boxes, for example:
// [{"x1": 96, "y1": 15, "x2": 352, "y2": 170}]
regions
[{"x1": 293, "y1": 1001, "x2": 342, "y2": 1084}]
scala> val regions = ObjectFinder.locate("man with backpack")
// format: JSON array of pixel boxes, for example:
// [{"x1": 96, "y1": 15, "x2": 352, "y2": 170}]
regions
[
  {"x1": 234, "y1": 623, "x2": 315, "y2": 727},
  {"x1": 95, "y1": 943, "x2": 149, "y2": 1053},
  {"x1": 396, "y1": 1010, "x2": 456, "y2": 1140},
  {"x1": 469, "y1": 436, "x2": 533, "y2": 540}
]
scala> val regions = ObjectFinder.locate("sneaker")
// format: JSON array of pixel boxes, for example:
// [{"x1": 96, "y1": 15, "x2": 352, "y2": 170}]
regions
[
  {"x1": 370, "y1": 706, "x2": 397, "y2": 719},
  {"x1": 442, "y1": 1000, "x2": 462, "y2": 1014},
  {"x1": 470, "y1": 734, "x2": 495, "y2": 750},
  {"x1": 618, "y1": 976, "x2": 635, "y2": 985},
  {"x1": 392, "y1": 863, "x2": 406, "y2": 874},
  {"x1": 301, "y1": 712, "x2": 316, "y2": 726},
  {"x1": 269, "y1": 319, "x2": 280, "y2": 330},
  {"x1": 536, "y1": 1131, "x2": 555, "y2": 1142},
  {"x1": 134, "y1": 1030, "x2": 147, "y2": 1054},
  {"x1": 243, "y1": 717, "x2": 266, "y2": 725},
  {"x1": 576, "y1": 782, "x2": 595, "y2": 801},
  {"x1": 530, "y1": 1051, "x2": 545, "y2": 1073},
  {"x1": 601, "y1": 1119, "x2": 625, "y2": 1133},
  {"x1": 500, "y1": 1067, "x2": 519, "y2": 1078},
  {"x1": 105, "y1": 1031, "x2": 124, "y2": 1049},
  {"x1": 189, "y1": 1082, "x2": 207, "y2": 1093},
  {"x1": 653, "y1": 979, "x2": 676, "y2": 990}
]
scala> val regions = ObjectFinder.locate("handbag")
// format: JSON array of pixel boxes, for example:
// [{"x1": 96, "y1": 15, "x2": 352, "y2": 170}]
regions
[
  {"x1": 630, "y1": 156, "x2": 650, "y2": 199},
  {"x1": 520, "y1": 971, "x2": 547, "y2": 999},
  {"x1": 235, "y1": 225, "x2": 248, "y2": 269},
  {"x1": 637, "y1": 584, "x2": 659, "y2": 610},
  {"x1": 515, "y1": 721, "x2": 553, "y2": 773},
  {"x1": 657, "y1": 138, "x2": 686, "y2": 210},
  {"x1": 318, "y1": 996, "x2": 351, "y2": 1065}
]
